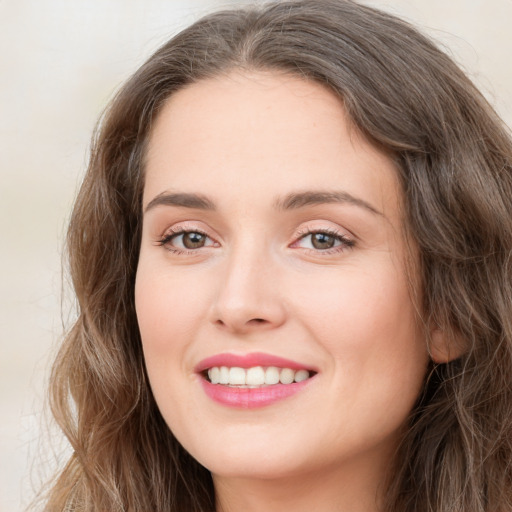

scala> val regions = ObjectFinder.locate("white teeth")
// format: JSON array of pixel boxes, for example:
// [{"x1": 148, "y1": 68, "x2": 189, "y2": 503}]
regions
[
  {"x1": 265, "y1": 366, "x2": 280, "y2": 385},
  {"x1": 209, "y1": 366, "x2": 220, "y2": 384},
  {"x1": 279, "y1": 368, "x2": 295, "y2": 384},
  {"x1": 246, "y1": 366, "x2": 265, "y2": 386},
  {"x1": 219, "y1": 366, "x2": 229, "y2": 384},
  {"x1": 206, "y1": 366, "x2": 311, "y2": 386},
  {"x1": 294, "y1": 369, "x2": 310, "y2": 382},
  {"x1": 229, "y1": 367, "x2": 246, "y2": 385}
]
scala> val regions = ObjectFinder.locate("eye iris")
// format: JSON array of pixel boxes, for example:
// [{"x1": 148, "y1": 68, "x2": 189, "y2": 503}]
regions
[
  {"x1": 311, "y1": 233, "x2": 335, "y2": 250},
  {"x1": 182, "y1": 232, "x2": 206, "y2": 249}
]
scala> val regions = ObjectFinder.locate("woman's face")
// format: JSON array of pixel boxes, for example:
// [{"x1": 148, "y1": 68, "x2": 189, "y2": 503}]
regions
[{"x1": 135, "y1": 72, "x2": 429, "y2": 485}]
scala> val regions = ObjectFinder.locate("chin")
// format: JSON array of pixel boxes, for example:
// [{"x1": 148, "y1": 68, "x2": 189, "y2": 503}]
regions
[
  {"x1": 205, "y1": 452, "x2": 311, "y2": 482},
  {"x1": 179, "y1": 426, "x2": 314, "y2": 480}
]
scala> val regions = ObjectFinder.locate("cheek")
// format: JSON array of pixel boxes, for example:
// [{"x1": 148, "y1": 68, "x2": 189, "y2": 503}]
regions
[
  {"x1": 135, "y1": 264, "x2": 209, "y2": 421},
  {"x1": 293, "y1": 263, "x2": 417, "y2": 342},
  {"x1": 135, "y1": 275, "x2": 172, "y2": 356},
  {"x1": 302, "y1": 275, "x2": 427, "y2": 442},
  {"x1": 135, "y1": 263, "x2": 211, "y2": 352},
  {"x1": 291, "y1": 262, "x2": 428, "y2": 394}
]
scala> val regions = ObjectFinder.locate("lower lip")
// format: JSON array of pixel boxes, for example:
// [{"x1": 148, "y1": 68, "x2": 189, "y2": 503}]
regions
[{"x1": 200, "y1": 378, "x2": 312, "y2": 409}]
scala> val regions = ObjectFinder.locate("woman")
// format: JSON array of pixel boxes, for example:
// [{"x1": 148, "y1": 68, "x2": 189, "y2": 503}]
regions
[{"x1": 44, "y1": 0, "x2": 512, "y2": 510}]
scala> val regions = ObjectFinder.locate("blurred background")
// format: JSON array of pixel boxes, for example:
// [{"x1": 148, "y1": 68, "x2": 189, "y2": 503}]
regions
[{"x1": 1, "y1": 0, "x2": 510, "y2": 510}]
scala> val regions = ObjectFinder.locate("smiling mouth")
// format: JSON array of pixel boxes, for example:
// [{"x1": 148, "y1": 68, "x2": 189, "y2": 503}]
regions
[{"x1": 204, "y1": 366, "x2": 315, "y2": 387}]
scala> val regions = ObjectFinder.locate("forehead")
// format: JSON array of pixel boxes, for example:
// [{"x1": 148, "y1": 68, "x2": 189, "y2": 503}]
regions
[{"x1": 144, "y1": 71, "x2": 401, "y2": 220}]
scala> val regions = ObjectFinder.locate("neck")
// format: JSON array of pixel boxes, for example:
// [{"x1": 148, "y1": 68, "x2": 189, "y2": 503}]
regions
[{"x1": 213, "y1": 451, "x2": 392, "y2": 512}]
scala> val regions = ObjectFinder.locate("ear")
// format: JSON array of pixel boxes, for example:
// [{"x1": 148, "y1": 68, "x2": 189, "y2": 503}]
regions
[{"x1": 429, "y1": 328, "x2": 466, "y2": 363}]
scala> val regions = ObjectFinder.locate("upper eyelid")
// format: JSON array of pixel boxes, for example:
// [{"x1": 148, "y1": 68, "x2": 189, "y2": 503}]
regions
[
  {"x1": 157, "y1": 228, "x2": 218, "y2": 254},
  {"x1": 159, "y1": 227, "x2": 216, "y2": 245},
  {"x1": 291, "y1": 223, "x2": 356, "y2": 251},
  {"x1": 164, "y1": 225, "x2": 209, "y2": 236},
  {"x1": 159, "y1": 221, "x2": 213, "y2": 237},
  {"x1": 292, "y1": 230, "x2": 354, "y2": 247},
  {"x1": 294, "y1": 222, "x2": 355, "y2": 240},
  {"x1": 156, "y1": 220, "x2": 355, "y2": 243},
  {"x1": 296, "y1": 226, "x2": 345, "y2": 236}
]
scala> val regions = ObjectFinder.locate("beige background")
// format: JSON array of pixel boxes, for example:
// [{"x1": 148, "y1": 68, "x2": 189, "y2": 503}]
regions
[{"x1": 1, "y1": 1, "x2": 510, "y2": 510}]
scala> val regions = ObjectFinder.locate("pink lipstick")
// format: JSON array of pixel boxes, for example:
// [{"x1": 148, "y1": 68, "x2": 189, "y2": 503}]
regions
[
  {"x1": 195, "y1": 352, "x2": 317, "y2": 373},
  {"x1": 196, "y1": 352, "x2": 316, "y2": 409}
]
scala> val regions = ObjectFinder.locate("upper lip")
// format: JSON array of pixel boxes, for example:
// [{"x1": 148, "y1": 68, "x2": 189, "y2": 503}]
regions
[{"x1": 194, "y1": 352, "x2": 317, "y2": 373}]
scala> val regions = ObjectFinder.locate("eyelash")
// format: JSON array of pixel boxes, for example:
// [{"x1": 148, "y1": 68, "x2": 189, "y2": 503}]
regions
[
  {"x1": 156, "y1": 226, "x2": 355, "y2": 256},
  {"x1": 293, "y1": 228, "x2": 355, "y2": 255},
  {"x1": 156, "y1": 227, "x2": 215, "y2": 255}
]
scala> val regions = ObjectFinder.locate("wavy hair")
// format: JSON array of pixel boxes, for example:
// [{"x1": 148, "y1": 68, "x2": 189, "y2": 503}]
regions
[{"x1": 43, "y1": 1, "x2": 512, "y2": 510}]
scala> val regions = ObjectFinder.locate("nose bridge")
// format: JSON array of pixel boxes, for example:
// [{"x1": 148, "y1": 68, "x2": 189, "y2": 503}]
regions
[{"x1": 210, "y1": 235, "x2": 285, "y2": 332}]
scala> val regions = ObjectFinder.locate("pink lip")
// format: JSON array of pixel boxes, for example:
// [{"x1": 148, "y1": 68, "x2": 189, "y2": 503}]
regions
[
  {"x1": 200, "y1": 379, "x2": 312, "y2": 409},
  {"x1": 194, "y1": 352, "x2": 316, "y2": 373},
  {"x1": 195, "y1": 352, "x2": 317, "y2": 409}
]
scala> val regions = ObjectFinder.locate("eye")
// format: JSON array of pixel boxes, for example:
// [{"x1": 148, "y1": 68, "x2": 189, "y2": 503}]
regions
[
  {"x1": 176, "y1": 231, "x2": 209, "y2": 249},
  {"x1": 293, "y1": 230, "x2": 354, "y2": 252},
  {"x1": 306, "y1": 232, "x2": 339, "y2": 250},
  {"x1": 158, "y1": 229, "x2": 217, "y2": 252}
]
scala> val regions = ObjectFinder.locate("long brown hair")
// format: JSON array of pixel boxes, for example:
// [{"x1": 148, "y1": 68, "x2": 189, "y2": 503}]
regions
[{"x1": 43, "y1": 1, "x2": 512, "y2": 510}]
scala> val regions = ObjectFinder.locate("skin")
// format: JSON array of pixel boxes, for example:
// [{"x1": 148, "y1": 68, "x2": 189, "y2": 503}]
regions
[{"x1": 135, "y1": 71, "x2": 432, "y2": 512}]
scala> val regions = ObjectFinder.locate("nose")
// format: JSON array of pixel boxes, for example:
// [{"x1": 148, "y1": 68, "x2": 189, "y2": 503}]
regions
[{"x1": 208, "y1": 245, "x2": 287, "y2": 334}]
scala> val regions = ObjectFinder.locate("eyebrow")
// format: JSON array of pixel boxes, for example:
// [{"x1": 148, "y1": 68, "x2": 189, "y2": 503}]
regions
[
  {"x1": 144, "y1": 192, "x2": 216, "y2": 213},
  {"x1": 274, "y1": 190, "x2": 382, "y2": 216},
  {"x1": 144, "y1": 189, "x2": 382, "y2": 216}
]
